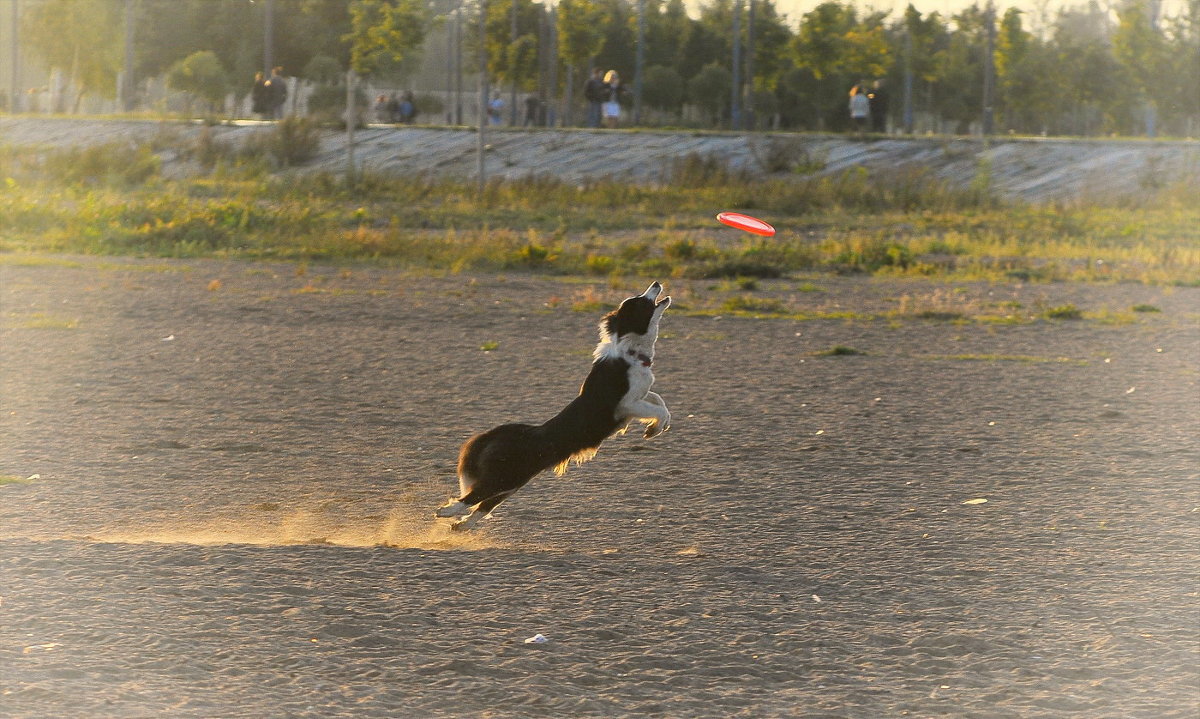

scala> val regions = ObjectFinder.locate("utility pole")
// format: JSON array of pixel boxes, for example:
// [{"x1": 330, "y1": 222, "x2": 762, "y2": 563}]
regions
[
  {"x1": 122, "y1": 0, "x2": 134, "y2": 112},
  {"x1": 478, "y1": 0, "x2": 488, "y2": 196},
  {"x1": 981, "y1": 0, "x2": 995, "y2": 137},
  {"x1": 730, "y1": 0, "x2": 742, "y2": 130},
  {"x1": 745, "y1": 0, "x2": 755, "y2": 130},
  {"x1": 346, "y1": 69, "x2": 357, "y2": 185},
  {"x1": 731, "y1": 0, "x2": 742, "y2": 130},
  {"x1": 454, "y1": 3, "x2": 463, "y2": 124},
  {"x1": 633, "y1": 0, "x2": 645, "y2": 125},
  {"x1": 903, "y1": 22, "x2": 913, "y2": 133},
  {"x1": 9, "y1": 0, "x2": 19, "y2": 113},
  {"x1": 263, "y1": 0, "x2": 275, "y2": 74},
  {"x1": 509, "y1": 0, "x2": 518, "y2": 126},
  {"x1": 547, "y1": 4, "x2": 557, "y2": 126},
  {"x1": 445, "y1": 6, "x2": 453, "y2": 123}
]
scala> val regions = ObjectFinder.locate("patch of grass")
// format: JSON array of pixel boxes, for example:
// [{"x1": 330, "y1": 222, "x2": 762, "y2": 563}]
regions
[
  {"x1": 1040, "y1": 304, "x2": 1084, "y2": 320},
  {"x1": 928, "y1": 354, "x2": 1088, "y2": 365},
  {"x1": 721, "y1": 295, "x2": 788, "y2": 314},
  {"x1": 480, "y1": 341, "x2": 499, "y2": 352},
  {"x1": 815, "y1": 345, "x2": 867, "y2": 356},
  {"x1": 0, "y1": 474, "x2": 35, "y2": 486},
  {"x1": 18, "y1": 313, "x2": 79, "y2": 329},
  {"x1": 1, "y1": 138, "x2": 1197, "y2": 286},
  {"x1": 1131, "y1": 303, "x2": 1161, "y2": 313},
  {"x1": 913, "y1": 310, "x2": 967, "y2": 321},
  {"x1": 0, "y1": 254, "x2": 85, "y2": 268}
]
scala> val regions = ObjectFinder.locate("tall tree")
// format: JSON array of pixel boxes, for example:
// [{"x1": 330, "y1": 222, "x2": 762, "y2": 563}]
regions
[
  {"x1": 22, "y1": 0, "x2": 122, "y2": 111},
  {"x1": 993, "y1": 7, "x2": 1056, "y2": 132},
  {"x1": 557, "y1": 0, "x2": 606, "y2": 120},
  {"x1": 1113, "y1": 0, "x2": 1170, "y2": 132},
  {"x1": 347, "y1": 0, "x2": 429, "y2": 76},
  {"x1": 484, "y1": 0, "x2": 542, "y2": 89},
  {"x1": 593, "y1": 0, "x2": 636, "y2": 79},
  {"x1": 1052, "y1": 1, "x2": 1125, "y2": 134},
  {"x1": 557, "y1": 0, "x2": 606, "y2": 71},
  {"x1": 791, "y1": 1, "x2": 890, "y2": 129},
  {"x1": 1162, "y1": 0, "x2": 1200, "y2": 133},
  {"x1": 166, "y1": 50, "x2": 230, "y2": 114}
]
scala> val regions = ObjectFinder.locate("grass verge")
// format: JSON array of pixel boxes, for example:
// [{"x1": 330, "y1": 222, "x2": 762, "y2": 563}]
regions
[{"x1": 1, "y1": 137, "x2": 1197, "y2": 285}]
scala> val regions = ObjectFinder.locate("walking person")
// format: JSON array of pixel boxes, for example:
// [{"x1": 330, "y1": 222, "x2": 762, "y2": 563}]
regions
[
  {"x1": 251, "y1": 72, "x2": 270, "y2": 118},
  {"x1": 488, "y1": 91, "x2": 505, "y2": 126},
  {"x1": 583, "y1": 68, "x2": 606, "y2": 128},
  {"x1": 399, "y1": 91, "x2": 417, "y2": 124},
  {"x1": 524, "y1": 95, "x2": 542, "y2": 127},
  {"x1": 266, "y1": 67, "x2": 288, "y2": 119},
  {"x1": 868, "y1": 79, "x2": 889, "y2": 134},
  {"x1": 849, "y1": 81, "x2": 870, "y2": 136},
  {"x1": 602, "y1": 70, "x2": 623, "y2": 129}
]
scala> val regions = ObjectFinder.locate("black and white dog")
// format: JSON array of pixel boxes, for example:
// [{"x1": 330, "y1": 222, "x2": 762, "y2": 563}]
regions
[{"x1": 435, "y1": 282, "x2": 672, "y2": 530}]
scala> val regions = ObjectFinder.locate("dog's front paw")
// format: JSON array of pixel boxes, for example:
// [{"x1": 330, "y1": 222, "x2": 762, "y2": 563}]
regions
[
  {"x1": 449, "y1": 513, "x2": 484, "y2": 532},
  {"x1": 435, "y1": 499, "x2": 470, "y2": 518},
  {"x1": 643, "y1": 421, "x2": 668, "y2": 439}
]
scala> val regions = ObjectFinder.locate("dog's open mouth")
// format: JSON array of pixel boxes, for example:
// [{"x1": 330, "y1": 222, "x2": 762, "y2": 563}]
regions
[{"x1": 644, "y1": 281, "x2": 670, "y2": 308}]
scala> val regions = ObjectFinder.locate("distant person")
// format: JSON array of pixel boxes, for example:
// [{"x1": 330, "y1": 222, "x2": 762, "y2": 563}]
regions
[
  {"x1": 868, "y1": 79, "x2": 889, "y2": 133},
  {"x1": 487, "y1": 91, "x2": 504, "y2": 126},
  {"x1": 266, "y1": 67, "x2": 288, "y2": 119},
  {"x1": 849, "y1": 82, "x2": 870, "y2": 135},
  {"x1": 524, "y1": 95, "x2": 541, "y2": 127},
  {"x1": 399, "y1": 91, "x2": 417, "y2": 124},
  {"x1": 251, "y1": 72, "x2": 269, "y2": 118},
  {"x1": 583, "y1": 68, "x2": 606, "y2": 128},
  {"x1": 602, "y1": 70, "x2": 623, "y2": 129},
  {"x1": 375, "y1": 94, "x2": 391, "y2": 123}
]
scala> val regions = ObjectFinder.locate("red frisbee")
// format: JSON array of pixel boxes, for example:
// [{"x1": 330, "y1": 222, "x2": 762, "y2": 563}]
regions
[{"x1": 717, "y1": 211, "x2": 776, "y2": 237}]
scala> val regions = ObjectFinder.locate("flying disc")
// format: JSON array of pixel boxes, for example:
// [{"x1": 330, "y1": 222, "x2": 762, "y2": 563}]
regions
[{"x1": 717, "y1": 211, "x2": 775, "y2": 237}]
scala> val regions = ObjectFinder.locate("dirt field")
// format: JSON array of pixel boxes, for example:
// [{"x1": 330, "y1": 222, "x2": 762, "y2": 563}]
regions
[{"x1": 1, "y1": 256, "x2": 1197, "y2": 718}]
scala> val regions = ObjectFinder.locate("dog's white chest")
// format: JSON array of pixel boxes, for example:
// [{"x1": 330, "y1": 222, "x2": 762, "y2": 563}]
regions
[
  {"x1": 626, "y1": 363, "x2": 654, "y2": 399},
  {"x1": 616, "y1": 363, "x2": 654, "y2": 418}
]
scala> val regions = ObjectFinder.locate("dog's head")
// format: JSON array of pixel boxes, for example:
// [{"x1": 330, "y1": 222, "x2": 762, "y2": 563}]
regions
[{"x1": 596, "y1": 282, "x2": 670, "y2": 361}]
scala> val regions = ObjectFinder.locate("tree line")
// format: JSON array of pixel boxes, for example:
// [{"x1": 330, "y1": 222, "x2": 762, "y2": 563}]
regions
[{"x1": 12, "y1": 0, "x2": 1200, "y2": 136}]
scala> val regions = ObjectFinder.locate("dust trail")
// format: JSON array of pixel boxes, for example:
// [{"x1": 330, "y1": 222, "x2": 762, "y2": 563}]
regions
[{"x1": 12, "y1": 502, "x2": 504, "y2": 551}]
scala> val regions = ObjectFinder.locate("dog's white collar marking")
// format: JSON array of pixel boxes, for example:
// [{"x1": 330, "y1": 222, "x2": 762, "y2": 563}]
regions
[{"x1": 627, "y1": 349, "x2": 652, "y2": 367}]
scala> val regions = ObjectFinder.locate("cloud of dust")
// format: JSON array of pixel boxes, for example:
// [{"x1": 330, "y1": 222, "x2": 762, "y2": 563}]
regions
[{"x1": 74, "y1": 504, "x2": 504, "y2": 551}]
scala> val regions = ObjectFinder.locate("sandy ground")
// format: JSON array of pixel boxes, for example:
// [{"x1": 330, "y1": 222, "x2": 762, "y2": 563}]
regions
[{"x1": 1, "y1": 256, "x2": 1198, "y2": 718}]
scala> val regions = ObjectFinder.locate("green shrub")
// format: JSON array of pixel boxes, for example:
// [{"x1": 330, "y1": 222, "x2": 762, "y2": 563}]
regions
[
  {"x1": 585, "y1": 254, "x2": 614, "y2": 274},
  {"x1": 722, "y1": 295, "x2": 787, "y2": 314},
  {"x1": 1041, "y1": 304, "x2": 1083, "y2": 320},
  {"x1": 816, "y1": 345, "x2": 867, "y2": 356},
  {"x1": 240, "y1": 117, "x2": 322, "y2": 167},
  {"x1": 40, "y1": 143, "x2": 160, "y2": 186},
  {"x1": 664, "y1": 238, "x2": 697, "y2": 260},
  {"x1": 511, "y1": 242, "x2": 553, "y2": 267},
  {"x1": 686, "y1": 260, "x2": 783, "y2": 279},
  {"x1": 664, "y1": 152, "x2": 753, "y2": 188}
]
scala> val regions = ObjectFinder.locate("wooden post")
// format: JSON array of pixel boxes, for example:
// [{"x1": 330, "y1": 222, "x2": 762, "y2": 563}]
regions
[
  {"x1": 346, "y1": 69, "x2": 357, "y2": 186},
  {"x1": 477, "y1": 0, "x2": 488, "y2": 196}
]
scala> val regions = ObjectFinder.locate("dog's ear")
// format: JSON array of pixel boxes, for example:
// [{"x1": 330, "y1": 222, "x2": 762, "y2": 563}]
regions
[{"x1": 599, "y1": 309, "x2": 617, "y2": 341}]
